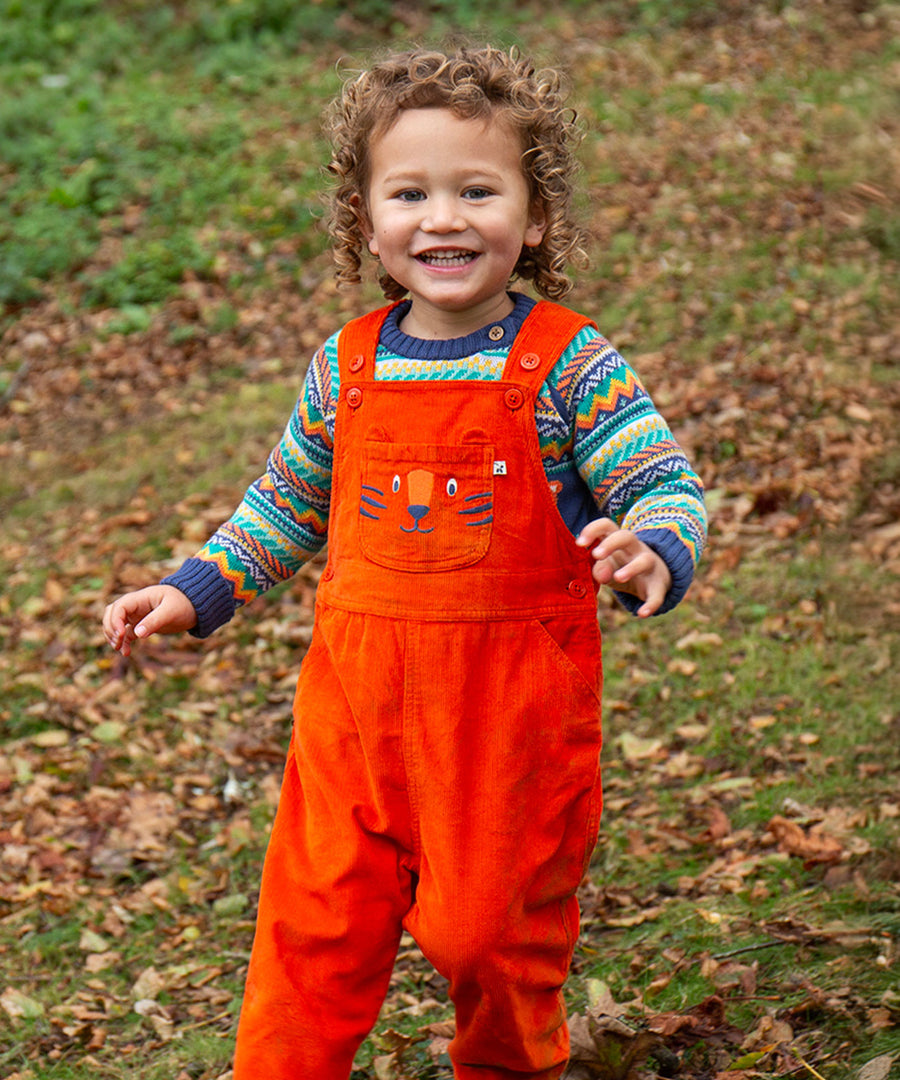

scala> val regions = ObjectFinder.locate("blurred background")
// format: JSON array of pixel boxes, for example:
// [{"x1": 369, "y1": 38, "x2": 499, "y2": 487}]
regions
[{"x1": 0, "y1": 2, "x2": 898, "y2": 1078}]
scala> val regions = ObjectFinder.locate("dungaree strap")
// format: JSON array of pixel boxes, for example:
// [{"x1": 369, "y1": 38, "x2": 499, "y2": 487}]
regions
[
  {"x1": 337, "y1": 299, "x2": 596, "y2": 389},
  {"x1": 337, "y1": 304, "x2": 399, "y2": 382},
  {"x1": 501, "y1": 300, "x2": 597, "y2": 390}
]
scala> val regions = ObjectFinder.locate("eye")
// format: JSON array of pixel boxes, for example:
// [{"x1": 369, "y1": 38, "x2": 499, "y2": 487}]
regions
[
  {"x1": 446, "y1": 478, "x2": 458, "y2": 496},
  {"x1": 392, "y1": 475, "x2": 401, "y2": 493},
  {"x1": 464, "y1": 187, "x2": 493, "y2": 200},
  {"x1": 396, "y1": 189, "x2": 425, "y2": 203}
]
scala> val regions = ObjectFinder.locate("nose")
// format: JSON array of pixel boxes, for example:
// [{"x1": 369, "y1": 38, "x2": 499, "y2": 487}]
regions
[
  {"x1": 407, "y1": 504, "x2": 430, "y2": 522},
  {"x1": 422, "y1": 196, "x2": 465, "y2": 233}
]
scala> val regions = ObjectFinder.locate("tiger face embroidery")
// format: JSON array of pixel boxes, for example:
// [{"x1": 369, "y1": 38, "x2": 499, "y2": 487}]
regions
[
  {"x1": 362, "y1": 469, "x2": 493, "y2": 533},
  {"x1": 358, "y1": 441, "x2": 494, "y2": 571}
]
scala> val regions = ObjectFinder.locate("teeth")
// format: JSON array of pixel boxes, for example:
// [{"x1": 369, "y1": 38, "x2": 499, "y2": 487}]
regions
[{"x1": 418, "y1": 250, "x2": 477, "y2": 266}]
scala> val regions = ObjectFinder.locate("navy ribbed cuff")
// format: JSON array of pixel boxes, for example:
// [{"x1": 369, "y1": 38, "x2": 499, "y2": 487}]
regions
[{"x1": 161, "y1": 558, "x2": 238, "y2": 638}]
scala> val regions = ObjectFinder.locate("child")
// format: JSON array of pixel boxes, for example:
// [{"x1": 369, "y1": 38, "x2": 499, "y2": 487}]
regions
[{"x1": 103, "y1": 45, "x2": 706, "y2": 1080}]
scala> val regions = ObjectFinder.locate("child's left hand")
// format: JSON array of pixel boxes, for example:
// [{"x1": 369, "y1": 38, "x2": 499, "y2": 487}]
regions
[{"x1": 576, "y1": 518, "x2": 672, "y2": 618}]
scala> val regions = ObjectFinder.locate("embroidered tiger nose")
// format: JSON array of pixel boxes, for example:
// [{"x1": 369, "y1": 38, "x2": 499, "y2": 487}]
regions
[
  {"x1": 407, "y1": 468, "x2": 434, "y2": 506},
  {"x1": 407, "y1": 504, "x2": 430, "y2": 522}
]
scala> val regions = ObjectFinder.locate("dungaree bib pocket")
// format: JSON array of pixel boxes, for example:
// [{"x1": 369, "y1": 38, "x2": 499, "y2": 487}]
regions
[{"x1": 358, "y1": 441, "x2": 494, "y2": 571}]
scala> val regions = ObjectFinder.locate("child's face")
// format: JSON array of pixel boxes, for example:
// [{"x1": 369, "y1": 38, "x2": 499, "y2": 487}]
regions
[{"x1": 363, "y1": 107, "x2": 546, "y2": 335}]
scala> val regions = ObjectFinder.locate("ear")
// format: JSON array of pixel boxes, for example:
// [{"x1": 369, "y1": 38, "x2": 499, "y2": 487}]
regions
[
  {"x1": 350, "y1": 193, "x2": 378, "y2": 255},
  {"x1": 524, "y1": 200, "x2": 547, "y2": 249}
]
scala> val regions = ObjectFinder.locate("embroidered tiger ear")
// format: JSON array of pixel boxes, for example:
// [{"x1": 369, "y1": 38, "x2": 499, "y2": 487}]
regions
[
  {"x1": 365, "y1": 425, "x2": 390, "y2": 442},
  {"x1": 461, "y1": 429, "x2": 490, "y2": 445}
]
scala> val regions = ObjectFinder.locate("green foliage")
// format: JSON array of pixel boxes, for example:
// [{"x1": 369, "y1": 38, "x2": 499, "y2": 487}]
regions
[
  {"x1": 0, "y1": 0, "x2": 442, "y2": 314},
  {"x1": 864, "y1": 208, "x2": 900, "y2": 262},
  {"x1": 80, "y1": 235, "x2": 213, "y2": 307},
  {"x1": 0, "y1": 0, "x2": 133, "y2": 74},
  {"x1": 103, "y1": 303, "x2": 156, "y2": 335},
  {"x1": 563, "y1": 0, "x2": 790, "y2": 30}
]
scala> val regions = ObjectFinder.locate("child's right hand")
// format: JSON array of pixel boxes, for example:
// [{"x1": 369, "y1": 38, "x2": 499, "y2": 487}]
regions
[{"x1": 102, "y1": 585, "x2": 197, "y2": 656}]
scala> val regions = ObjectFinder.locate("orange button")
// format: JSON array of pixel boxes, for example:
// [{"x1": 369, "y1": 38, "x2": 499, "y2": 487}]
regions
[
  {"x1": 348, "y1": 353, "x2": 365, "y2": 373},
  {"x1": 519, "y1": 352, "x2": 540, "y2": 370},
  {"x1": 567, "y1": 580, "x2": 587, "y2": 599},
  {"x1": 346, "y1": 387, "x2": 363, "y2": 407},
  {"x1": 504, "y1": 388, "x2": 524, "y2": 410}
]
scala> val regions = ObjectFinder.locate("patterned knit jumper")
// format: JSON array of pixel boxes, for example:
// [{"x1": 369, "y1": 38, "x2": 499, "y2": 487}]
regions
[{"x1": 163, "y1": 293, "x2": 706, "y2": 633}]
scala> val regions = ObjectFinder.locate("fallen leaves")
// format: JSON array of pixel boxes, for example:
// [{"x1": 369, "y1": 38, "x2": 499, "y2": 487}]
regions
[
  {"x1": 91, "y1": 789, "x2": 179, "y2": 873},
  {"x1": 764, "y1": 815, "x2": 844, "y2": 868},
  {"x1": 1, "y1": 7, "x2": 898, "y2": 1080},
  {"x1": 566, "y1": 1013, "x2": 668, "y2": 1080},
  {"x1": 563, "y1": 990, "x2": 752, "y2": 1080},
  {"x1": 858, "y1": 1055, "x2": 897, "y2": 1080},
  {"x1": 1, "y1": 987, "x2": 45, "y2": 1022},
  {"x1": 367, "y1": 1023, "x2": 456, "y2": 1079}
]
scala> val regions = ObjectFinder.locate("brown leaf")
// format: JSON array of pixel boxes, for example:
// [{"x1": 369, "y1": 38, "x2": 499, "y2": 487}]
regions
[
  {"x1": 91, "y1": 790, "x2": 178, "y2": 872},
  {"x1": 418, "y1": 1020, "x2": 456, "y2": 1039},
  {"x1": 712, "y1": 961, "x2": 758, "y2": 996},
  {"x1": 698, "y1": 804, "x2": 731, "y2": 843},
  {"x1": 85, "y1": 951, "x2": 121, "y2": 974},
  {"x1": 132, "y1": 966, "x2": 166, "y2": 1002},
  {"x1": 857, "y1": 1055, "x2": 895, "y2": 1080},
  {"x1": 605, "y1": 905, "x2": 666, "y2": 928},
  {"x1": 740, "y1": 1014, "x2": 793, "y2": 1050},
  {"x1": 647, "y1": 995, "x2": 744, "y2": 1048},
  {"x1": 764, "y1": 815, "x2": 843, "y2": 866},
  {"x1": 567, "y1": 1013, "x2": 666, "y2": 1080},
  {"x1": 866, "y1": 1010, "x2": 895, "y2": 1033}
]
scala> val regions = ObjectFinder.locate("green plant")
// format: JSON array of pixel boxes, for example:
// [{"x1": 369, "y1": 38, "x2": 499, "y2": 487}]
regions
[{"x1": 80, "y1": 236, "x2": 213, "y2": 307}]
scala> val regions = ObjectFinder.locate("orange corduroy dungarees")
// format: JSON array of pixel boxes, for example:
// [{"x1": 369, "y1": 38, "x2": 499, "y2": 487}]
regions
[{"x1": 233, "y1": 301, "x2": 605, "y2": 1080}]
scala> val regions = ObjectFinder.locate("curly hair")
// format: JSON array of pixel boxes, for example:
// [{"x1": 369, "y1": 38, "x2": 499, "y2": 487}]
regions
[{"x1": 325, "y1": 45, "x2": 588, "y2": 301}]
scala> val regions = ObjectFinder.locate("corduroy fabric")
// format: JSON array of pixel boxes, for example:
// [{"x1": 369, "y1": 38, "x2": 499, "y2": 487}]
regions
[{"x1": 233, "y1": 302, "x2": 605, "y2": 1079}]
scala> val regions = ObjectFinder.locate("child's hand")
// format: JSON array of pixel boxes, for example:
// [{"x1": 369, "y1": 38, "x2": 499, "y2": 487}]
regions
[
  {"x1": 576, "y1": 518, "x2": 672, "y2": 618},
  {"x1": 102, "y1": 585, "x2": 197, "y2": 656}
]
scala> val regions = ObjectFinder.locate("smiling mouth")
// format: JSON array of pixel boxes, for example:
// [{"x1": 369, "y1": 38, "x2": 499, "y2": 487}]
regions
[{"x1": 416, "y1": 249, "x2": 479, "y2": 267}]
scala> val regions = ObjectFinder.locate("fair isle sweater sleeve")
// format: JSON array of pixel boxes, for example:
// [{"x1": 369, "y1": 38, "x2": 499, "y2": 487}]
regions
[
  {"x1": 161, "y1": 334, "x2": 340, "y2": 637},
  {"x1": 550, "y1": 327, "x2": 706, "y2": 615}
]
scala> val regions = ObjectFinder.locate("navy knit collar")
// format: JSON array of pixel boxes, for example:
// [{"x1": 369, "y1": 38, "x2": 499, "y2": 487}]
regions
[{"x1": 378, "y1": 292, "x2": 536, "y2": 360}]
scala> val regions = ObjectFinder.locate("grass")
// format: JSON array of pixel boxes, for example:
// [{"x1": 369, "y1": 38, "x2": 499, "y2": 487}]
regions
[{"x1": 1, "y1": 1, "x2": 899, "y2": 1078}]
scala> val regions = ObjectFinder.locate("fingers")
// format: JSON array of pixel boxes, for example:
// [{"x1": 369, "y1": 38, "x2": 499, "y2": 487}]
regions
[
  {"x1": 130, "y1": 600, "x2": 166, "y2": 639},
  {"x1": 575, "y1": 517, "x2": 618, "y2": 548},
  {"x1": 103, "y1": 585, "x2": 198, "y2": 655},
  {"x1": 103, "y1": 595, "x2": 147, "y2": 656},
  {"x1": 606, "y1": 546, "x2": 657, "y2": 586},
  {"x1": 103, "y1": 587, "x2": 167, "y2": 655},
  {"x1": 577, "y1": 521, "x2": 642, "y2": 584},
  {"x1": 635, "y1": 574, "x2": 668, "y2": 619},
  {"x1": 576, "y1": 520, "x2": 672, "y2": 616},
  {"x1": 576, "y1": 519, "x2": 642, "y2": 568}
]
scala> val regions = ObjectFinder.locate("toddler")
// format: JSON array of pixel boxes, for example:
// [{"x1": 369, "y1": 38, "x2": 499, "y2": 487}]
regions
[{"x1": 104, "y1": 45, "x2": 706, "y2": 1080}]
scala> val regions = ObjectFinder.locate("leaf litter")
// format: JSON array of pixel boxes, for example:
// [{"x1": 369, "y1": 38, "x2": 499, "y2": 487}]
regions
[{"x1": 2, "y1": 3, "x2": 900, "y2": 1078}]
